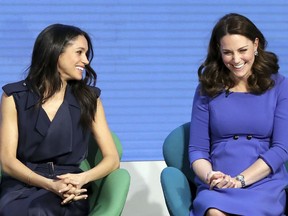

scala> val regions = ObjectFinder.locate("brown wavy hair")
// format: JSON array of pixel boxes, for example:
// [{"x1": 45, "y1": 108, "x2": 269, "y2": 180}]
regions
[{"x1": 198, "y1": 13, "x2": 279, "y2": 97}]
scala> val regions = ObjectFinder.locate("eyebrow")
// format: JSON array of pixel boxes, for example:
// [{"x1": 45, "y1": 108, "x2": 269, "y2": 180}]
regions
[
  {"x1": 221, "y1": 45, "x2": 249, "y2": 51},
  {"x1": 76, "y1": 47, "x2": 87, "y2": 51}
]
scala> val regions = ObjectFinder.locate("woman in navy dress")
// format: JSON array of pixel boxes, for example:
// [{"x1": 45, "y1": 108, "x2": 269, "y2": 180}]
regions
[
  {"x1": 189, "y1": 13, "x2": 288, "y2": 215},
  {"x1": 0, "y1": 24, "x2": 119, "y2": 215}
]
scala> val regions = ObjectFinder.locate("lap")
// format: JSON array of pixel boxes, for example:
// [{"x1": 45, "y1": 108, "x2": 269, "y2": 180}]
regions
[{"x1": 0, "y1": 188, "x2": 89, "y2": 216}]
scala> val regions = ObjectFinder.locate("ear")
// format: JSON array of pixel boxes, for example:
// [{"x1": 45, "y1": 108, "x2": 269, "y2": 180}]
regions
[{"x1": 254, "y1": 38, "x2": 259, "y2": 51}]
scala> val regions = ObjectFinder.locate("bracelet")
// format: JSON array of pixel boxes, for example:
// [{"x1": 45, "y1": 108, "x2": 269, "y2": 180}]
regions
[{"x1": 27, "y1": 170, "x2": 33, "y2": 185}]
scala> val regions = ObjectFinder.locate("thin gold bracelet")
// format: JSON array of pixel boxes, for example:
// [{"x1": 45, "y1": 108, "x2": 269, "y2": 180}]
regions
[{"x1": 27, "y1": 170, "x2": 33, "y2": 185}]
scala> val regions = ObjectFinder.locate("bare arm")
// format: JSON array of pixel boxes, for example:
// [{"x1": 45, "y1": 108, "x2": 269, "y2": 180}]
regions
[
  {"x1": 0, "y1": 93, "x2": 71, "y2": 197},
  {"x1": 192, "y1": 159, "x2": 225, "y2": 185},
  {"x1": 192, "y1": 159, "x2": 213, "y2": 183},
  {"x1": 236, "y1": 158, "x2": 271, "y2": 187},
  {"x1": 83, "y1": 98, "x2": 120, "y2": 182},
  {"x1": 58, "y1": 98, "x2": 120, "y2": 186}
]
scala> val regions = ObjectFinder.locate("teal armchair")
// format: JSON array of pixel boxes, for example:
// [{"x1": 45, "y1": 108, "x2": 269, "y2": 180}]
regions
[
  {"x1": 160, "y1": 122, "x2": 194, "y2": 216},
  {"x1": 80, "y1": 132, "x2": 130, "y2": 216},
  {"x1": 160, "y1": 122, "x2": 288, "y2": 216}
]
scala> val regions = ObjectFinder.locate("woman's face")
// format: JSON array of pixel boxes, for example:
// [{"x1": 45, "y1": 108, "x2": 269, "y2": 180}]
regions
[
  {"x1": 220, "y1": 34, "x2": 258, "y2": 80},
  {"x1": 57, "y1": 35, "x2": 89, "y2": 82}
]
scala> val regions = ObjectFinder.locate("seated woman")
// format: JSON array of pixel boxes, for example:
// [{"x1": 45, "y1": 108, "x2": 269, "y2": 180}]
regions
[
  {"x1": 189, "y1": 13, "x2": 288, "y2": 215},
  {"x1": 0, "y1": 24, "x2": 119, "y2": 216}
]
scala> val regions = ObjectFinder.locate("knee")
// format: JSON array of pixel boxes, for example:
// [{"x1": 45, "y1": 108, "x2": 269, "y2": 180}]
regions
[{"x1": 206, "y1": 208, "x2": 228, "y2": 216}]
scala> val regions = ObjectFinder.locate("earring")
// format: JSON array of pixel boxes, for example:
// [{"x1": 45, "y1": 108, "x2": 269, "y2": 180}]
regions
[{"x1": 254, "y1": 50, "x2": 258, "y2": 56}]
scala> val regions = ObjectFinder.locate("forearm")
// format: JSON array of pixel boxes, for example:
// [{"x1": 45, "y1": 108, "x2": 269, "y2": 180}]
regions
[
  {"x1": 83, "y1": 155, "x2": 119, "y2": 184},
  {"x1": 191, "y1": 159, "x2": 213, "y2": 184},
  {"x1": 1, "y1": 156, "x2": 52, "y2": 190},
  {"x1": 239, "y1": 158, "x2": 271, "y2": 186}
]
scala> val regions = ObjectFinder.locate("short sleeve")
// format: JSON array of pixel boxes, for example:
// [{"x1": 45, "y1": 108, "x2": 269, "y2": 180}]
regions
[{"x1": 2, "y1": 80, "x2": 28, "y2": 96}]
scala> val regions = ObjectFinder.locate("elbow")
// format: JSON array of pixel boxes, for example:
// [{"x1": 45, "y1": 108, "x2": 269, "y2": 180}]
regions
[
  {"x1": 113, "y1": 155, "x2": 120, "y2": 170},
  {"x1": 105, "y1": 154, "x2": 120, "y2": 172},
  {"x1": 0, "y1": 155, "x2": 15, "y2": 175}
]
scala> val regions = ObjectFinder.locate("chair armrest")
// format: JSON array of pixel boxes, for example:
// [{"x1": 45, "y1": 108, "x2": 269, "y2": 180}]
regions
[
  {"x1": 89, "y1": 168, "x2": 130, "y2": 216},
  {"x1": 161, "y1": 167, "x2": 192, "y2": 216}
]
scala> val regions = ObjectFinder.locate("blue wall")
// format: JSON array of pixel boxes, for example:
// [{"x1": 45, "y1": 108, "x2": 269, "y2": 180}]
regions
[{"x1": 1, "y1": 0, "x2": 287, "y2": 161}]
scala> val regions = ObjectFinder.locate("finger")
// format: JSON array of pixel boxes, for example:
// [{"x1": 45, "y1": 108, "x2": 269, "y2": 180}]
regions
[
  {"x1": 66, "y1": 187, "x2": 77, "y2": 195},
  {"x1": 220, "y1": 175, "x2": 235, "y2": 189},
  {"x1": 57, "y1": 174, "x2": 72, "y2": 179},
  {"x1": 63, "y1": 178, "x2": 79, "y2": 186},
  {"x1": 218, "y1": 175, "x2": 229, "y2": 187},
  {"x1": 210, "y1": 172, "x2": 225, "y2": 181},
  {"x1": 224, "y1": 181, "x2": 235, "y2": 188},
  {"x1": 69, "y1": 179, "x2": 80, "y2": 186},
  {"x1": 74, "y1": 188, "x2": 87, "y2": 196},
  {"x1": 61, "y1": 194, "x2": 75, "y2": 205},
  {"x1": 59, "y1": 184, "x2": 73, "y2": 193},
  {"x1": 73, "y1": 194, "x2": 88, "y2": 201},
  {"x1": 209, "y1": 178, "x2": 222, "y2": 189}
]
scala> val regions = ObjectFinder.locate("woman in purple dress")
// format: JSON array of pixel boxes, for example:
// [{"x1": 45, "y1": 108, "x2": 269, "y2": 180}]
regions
[
  {"x1": 0, "y1": 24, "x2": 119, "y2": 215},
  {"x1": 189, "y1": 13, "x2": 288, "y2": 215}
]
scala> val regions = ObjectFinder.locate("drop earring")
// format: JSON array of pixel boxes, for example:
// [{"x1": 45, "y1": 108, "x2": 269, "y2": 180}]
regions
[{"x1": 254, "y1": 50, "x2": 258, "y2": 56}]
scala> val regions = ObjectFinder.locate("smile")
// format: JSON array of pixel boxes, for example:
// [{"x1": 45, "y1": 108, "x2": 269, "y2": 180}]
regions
[
  {"x1": 232, "y1": 63, "x2": 245, "y2": 69},
  {"x1": 76, "y1": 66, "x2": 84, "y2": 71}
]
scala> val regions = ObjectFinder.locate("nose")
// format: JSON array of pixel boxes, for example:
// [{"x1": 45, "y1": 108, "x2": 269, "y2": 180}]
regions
[
  {"x1": 232, "y1": 53, "x2": 241, "y2": 64},
  {"x1": 82, "y1": 55, "x2": 89, "y2": 65}
]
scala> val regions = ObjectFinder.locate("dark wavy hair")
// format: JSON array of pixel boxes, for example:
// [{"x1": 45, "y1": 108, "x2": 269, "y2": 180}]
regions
[
  {"x1": 198, "y1": 13, "x2": 279, "y2": 97},
  {"x1": 25, "y1": 24, "x2": 97, "y2": 129}
]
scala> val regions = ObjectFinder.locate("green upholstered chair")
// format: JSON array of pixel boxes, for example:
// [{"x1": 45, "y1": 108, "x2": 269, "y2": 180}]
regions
[
  {"x1": 0, "y1": 132, "x2": 130, "y2": 216},
  {"x1": 80, "y1": 132, "x2": 130, "y2": 216},
  {"x1": 160, "y1": 122, "x2": 288, "y2": 216}
]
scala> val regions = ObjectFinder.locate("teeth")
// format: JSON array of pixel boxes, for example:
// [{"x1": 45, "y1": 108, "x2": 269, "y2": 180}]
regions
[
  {"x1": 233, "y1": 63, "x2": 244, "y2": 69},
  {"x1": 76, "y1": 66, "x2": 84, "y2": 71}
]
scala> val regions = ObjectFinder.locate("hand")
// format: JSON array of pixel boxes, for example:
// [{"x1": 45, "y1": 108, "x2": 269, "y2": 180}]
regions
[
  {"x1": 57, "y1": 173, "x2": 87, "y2": 190},
  {"x1": 60, "y1": 186, "x2": 88, "y2": 205},
  {"x1": 206, "y1": 171, "x2": 225, "y2": 184},
  {"x1": 56, "y1": 173, "x2": 88, "y2": 204},
  {"x1": 49, "y1": 177, "x2": 74, "y2": 197},
  {"x1": 210, "y1": 174, "x2": 236, "y2": 189}
]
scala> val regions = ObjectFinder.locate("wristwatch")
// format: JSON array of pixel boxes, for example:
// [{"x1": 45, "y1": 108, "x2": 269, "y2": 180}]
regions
[{"x1": 236, "y1": 175, "x2": 246, "y2": 188}]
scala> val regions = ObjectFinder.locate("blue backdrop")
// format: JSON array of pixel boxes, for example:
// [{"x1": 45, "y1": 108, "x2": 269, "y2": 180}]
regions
[{"x1": 0, "y1": 0, "x2": 287, "y2": 161}]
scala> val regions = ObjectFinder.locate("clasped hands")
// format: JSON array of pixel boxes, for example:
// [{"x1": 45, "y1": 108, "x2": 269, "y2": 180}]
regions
[
  {"x1": 53, "y1": 173, "x2": 88, "y2": 205},
  {"x1": 206, "y1": 171, "x2": 240, "y2": 189}
]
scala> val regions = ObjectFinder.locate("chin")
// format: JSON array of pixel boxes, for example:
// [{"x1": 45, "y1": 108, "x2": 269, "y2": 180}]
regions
[{"x1": 233, "y1": 71, "x2": 251, "y2": 79}]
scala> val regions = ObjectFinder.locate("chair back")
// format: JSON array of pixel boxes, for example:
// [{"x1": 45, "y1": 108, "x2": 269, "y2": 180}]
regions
[
  {"x1": 162, "y1": 122, "x2": 195, "y2": 183},
  {"x1": 80, "y1": 132, "x2": 123, "y2": 211}
]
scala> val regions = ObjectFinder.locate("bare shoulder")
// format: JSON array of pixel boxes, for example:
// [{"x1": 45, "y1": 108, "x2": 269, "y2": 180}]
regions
[{"x1": 1, "y1": 92, "x2": 16, "y2": 113}]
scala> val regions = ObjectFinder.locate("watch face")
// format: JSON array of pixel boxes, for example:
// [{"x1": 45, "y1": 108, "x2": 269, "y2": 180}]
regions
[
  {"x1": 236, "y1": 175, "x2": 244, "y2": 181},
  {"x1": 236, "y1": 175, "x2": 245, "y2": 187}
]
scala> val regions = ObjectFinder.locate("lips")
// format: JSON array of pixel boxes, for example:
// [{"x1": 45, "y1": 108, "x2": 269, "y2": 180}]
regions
[{"x1": 232, "y1": 63, "x2": 245, "y2": 69}]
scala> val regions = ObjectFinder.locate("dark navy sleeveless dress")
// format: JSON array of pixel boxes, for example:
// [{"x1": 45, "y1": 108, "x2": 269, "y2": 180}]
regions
[{"x1": 0, "y1": 80, "x2": 100, "y2": 216}]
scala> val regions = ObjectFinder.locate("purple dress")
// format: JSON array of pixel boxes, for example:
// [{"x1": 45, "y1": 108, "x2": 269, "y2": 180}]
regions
[
  {"x1": 0, "y1": 81, "x2": 100, "y2": 216},
  {"x1": 189, "y1": 74, "x2": 288, "y2": 216}
]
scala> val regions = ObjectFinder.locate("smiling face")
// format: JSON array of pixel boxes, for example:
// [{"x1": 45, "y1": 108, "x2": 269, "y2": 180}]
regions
[
  {"x1": 57, "y1": 35, "x2": 89, "y2": 82},
  {"x1": 220, "y1": 34, "x2": 258, "y2": 80}
]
